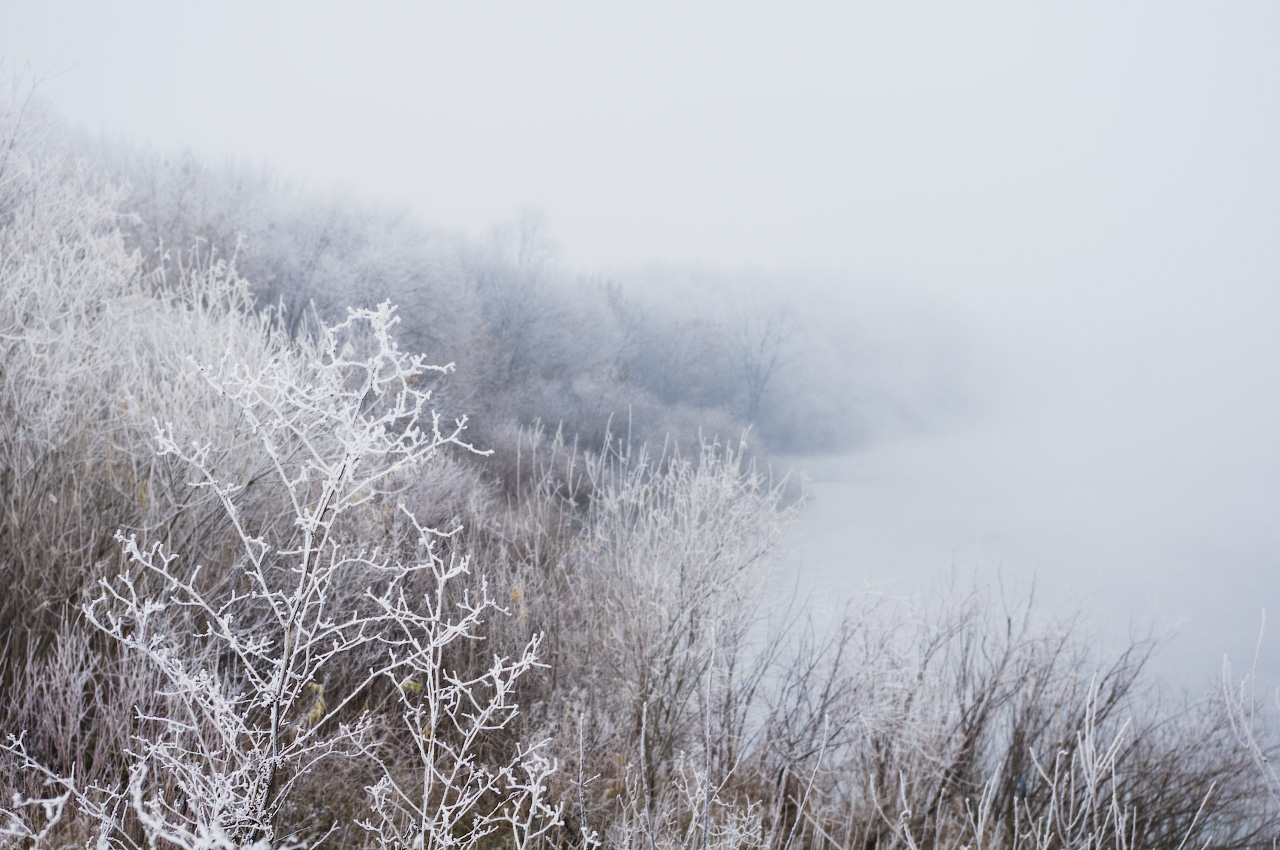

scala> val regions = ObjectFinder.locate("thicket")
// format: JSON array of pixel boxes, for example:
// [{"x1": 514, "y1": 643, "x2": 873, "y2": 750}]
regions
[{"x1": 2, "y1": 92, "x2": 1278, "y2": 849}]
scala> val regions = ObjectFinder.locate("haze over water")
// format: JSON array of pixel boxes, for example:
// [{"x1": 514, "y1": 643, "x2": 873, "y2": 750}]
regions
[{"x1": 783, "y1": 338, "x2": 1280, "y2": 694}]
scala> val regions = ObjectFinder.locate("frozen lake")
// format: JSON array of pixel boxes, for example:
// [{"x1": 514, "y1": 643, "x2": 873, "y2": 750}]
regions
[{"x1": 777, "y1": 400, "x2": 1280, "y2": 696}]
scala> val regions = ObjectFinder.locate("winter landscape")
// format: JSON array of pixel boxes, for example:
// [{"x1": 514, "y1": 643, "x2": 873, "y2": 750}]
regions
[{"x1": 2, "y1": 4, "x2": 1279, "y2": 849}]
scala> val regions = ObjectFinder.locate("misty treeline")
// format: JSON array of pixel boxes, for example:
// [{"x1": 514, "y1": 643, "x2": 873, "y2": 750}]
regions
[
  {"x1": 86, "y1": 118, "x2": 973, "y2": 459},
  {"x1": 1, "y1": 90, "x2": 1279, "y2": 850}
]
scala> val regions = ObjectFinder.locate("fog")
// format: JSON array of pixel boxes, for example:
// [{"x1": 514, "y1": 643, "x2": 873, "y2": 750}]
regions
[{"x1": 4, "y1": 2, "x2": 1279, "y2": 688}]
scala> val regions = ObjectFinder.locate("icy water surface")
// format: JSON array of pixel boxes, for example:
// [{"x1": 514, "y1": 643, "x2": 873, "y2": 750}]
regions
[{"x1": 778, "y1": 407, "x2": 1280, "y2": 695}]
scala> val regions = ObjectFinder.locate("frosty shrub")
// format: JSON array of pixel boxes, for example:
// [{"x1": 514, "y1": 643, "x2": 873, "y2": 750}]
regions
[
  {"x1": 1223, "y1": 624, "x2": 1280, "y2": 827},
  {"x1": 495, "y1": 430, "x2": 790, "y2": 751},
  {"x1": 479, "y1": 427, "x2": 806, "y2": 846},
  {"x1": 3, "y1": 304, "x2": 559, "y2": 849},
  {"x1": 0, "y1": 91, "x2": 316, "y2": 803}
]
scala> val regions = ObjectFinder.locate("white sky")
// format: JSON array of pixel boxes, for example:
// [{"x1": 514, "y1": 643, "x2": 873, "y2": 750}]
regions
[{"x1": 4, "y1": 3, "x2": 1276, "y2": 284}]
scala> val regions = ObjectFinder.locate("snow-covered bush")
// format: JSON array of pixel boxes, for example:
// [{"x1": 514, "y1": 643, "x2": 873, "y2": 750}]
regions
[
  {"x1": 3, "y1": 302, "x2": 559, "y2": 849},
  {"x1": 0, "y1": 91, "x2": 318, "y2": 814}
]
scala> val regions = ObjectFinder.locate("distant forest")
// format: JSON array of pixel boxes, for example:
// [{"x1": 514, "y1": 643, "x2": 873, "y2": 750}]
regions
[{"x1": 90, "y1": 134, "x2": 977, "y2": 462}]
